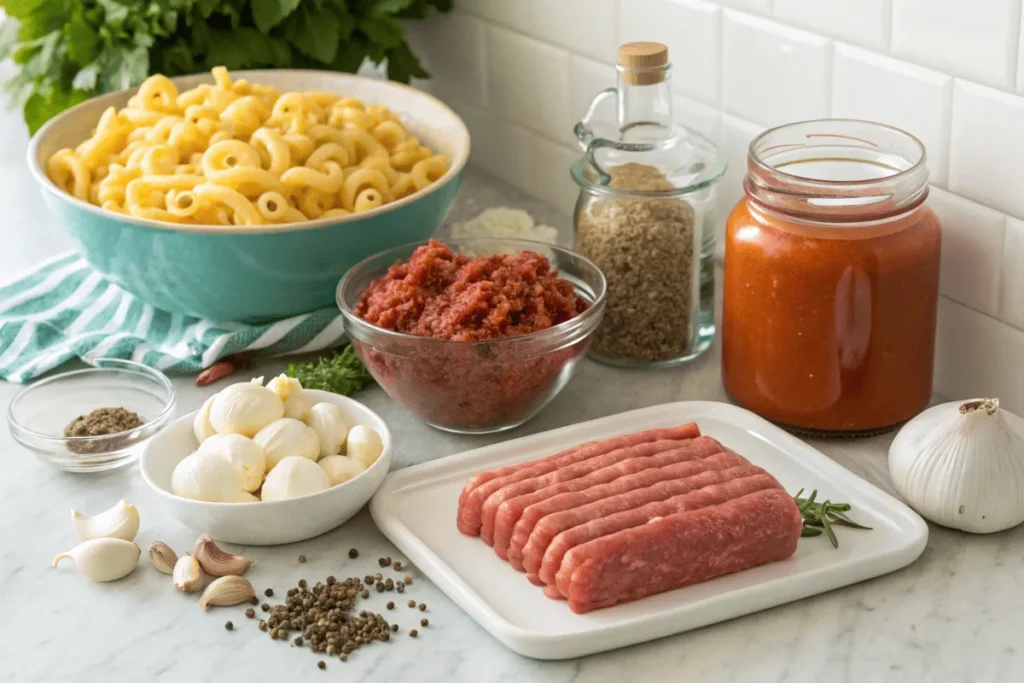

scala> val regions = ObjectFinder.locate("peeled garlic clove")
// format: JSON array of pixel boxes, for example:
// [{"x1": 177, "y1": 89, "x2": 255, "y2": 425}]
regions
[
  {"x1": 172, "y1": 554, "x2": 204, "y2": 592},
  {"x1": 199, "y1": 575, "x2": 256, "y2": 610},
  {"x1": 889, "y1": 398, "x2": 1024, "y2": 533},
  {"x1": 149, "y1": 541, "x2": 178, "y2": 575},
  {"x1": 193, "y1": 395, "x2": 217, "y2": 444},
  {"x1": 261, "y1": 456, "x2": 331, "y2": 501},
  {"x1": 266, "y1": 374, "x2": 313, "y2": 421},
  {"x1": 209, "y1": 381, "x2": 284, "y2": 437},
  {"x1": 346, "y1": 425, "x2": 383, "y2": 468},
  {"x1": 171, "y1": 451, "x2": 246, "y2": 502},
  {"x1": 197, "y1": 433, "x2": 266, "y2": 492},
  {"x1": 70, "y1": 499, "x2": 140, "y2": 542},
  {"x1": 52, "y1": 538, "x2": 140, "y2": 582},
  {"x1": 193, "y1": 534, "x2": 254, "y2": 577},
  {"x1": 306, "y1": 403, "x2": 350, "y2": 458},
  {"x1": 254, "y1": 418, "x2": 320, "y2": 470},
  {"x1": 319, "y1": 455, "x2": 366, "y2": 486}
]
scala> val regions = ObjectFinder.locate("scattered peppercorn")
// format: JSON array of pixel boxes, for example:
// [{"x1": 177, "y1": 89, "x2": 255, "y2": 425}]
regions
[
  {"x1": 270, "y1": 630, "x2": 279, "y2": 640},
  {"x1": 404, "y1": 576, "x2": 413, "y2": 585},
  {"x1": 261, "y1": 603, "x2": 270, "y2": 612},
  {"x1": 391, "y1": 624, "x2": 399, "y2": 633},
  {"x1": 409, "y1": 629, "x2": 418, "y2": 638},
  {"x1": 392, "y1": 561, "x2": 403, "y2": 571},
  {"x1": 249, "y1": 596, "x2": 259, "y2": 605},
  {"x1": 299, "y1": 554, "x2": 307, "y2": 563},
  {"x1": 225, "y1": 621, "x2": 234, "y2": 631},
  {"x1": 259, "y1": 620, "x2": 268, "y2": 632},
  {"x1": 364, "y1": 575, "x2": 373, "y2": 584},
  {"x1": 264, "y1": 588, "x2": 274, "y2": 597},
  {"x1": 298, "y1": 579, "x2": 308, "y2": 589},
  {"x1": 376, "y1": 582, "x2": 385, "y2": 593},
  {"x1": 245, "y1": 608, "x2": 255, "y2": 619},
  {"x1": 386, "y1": 601, "x2": 394, "y2": 610},
  {"x1": 418, "y1": 603, "x2": 427, "y2": 612},
  {"x1": 397, "y1": 583, "x2": 405, "y2": 594},
  {"x1": 348, "y1": 548, "x2": 359, "y2": 559},
  {"x1": 340, "y1": 654, "x2": 348, "y2": 662},
  {"x1": 294, "y1": 636, "x2": 304, "y2": 647},
  {"x1": 408, "y1": 600, "x2": 416, "y2": 608},
  {"x1": 378, "y1": 557, "x2": 388, "y2": 567},
  {"x1": 360, "y1": 589, "x2": 370, "y2": 599},
  {"x1": 317, "y1": 661, "x2": 326, "y2": 670},
  {"x1": 326, "y1": 576, "x2": 336, "y2": 585},
  {"x1": 420, "y1": 618, "x2": 429, "y2": 627}
]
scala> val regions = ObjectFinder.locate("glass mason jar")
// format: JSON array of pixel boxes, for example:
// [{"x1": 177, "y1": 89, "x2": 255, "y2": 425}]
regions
[
  {"x1": 571, "y1": 41, "x2": 726, "y2": 366},
  {"x1": 722, "y1": 120, "x2": 941, "y2": 436}
]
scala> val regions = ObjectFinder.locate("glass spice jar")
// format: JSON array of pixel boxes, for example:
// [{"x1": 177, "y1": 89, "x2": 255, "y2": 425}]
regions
[
  {"x1": 722, "y1": 120, "x2": 941, "y2": 436},
  {"x1": 571, "y1": 42, "x2": 725, "y2": 366}
]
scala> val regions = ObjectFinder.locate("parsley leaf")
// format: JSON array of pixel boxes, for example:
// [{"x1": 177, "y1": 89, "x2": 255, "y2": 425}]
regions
[{"x1": 287, "y1": 345, "x2": 374, "y2": 396}]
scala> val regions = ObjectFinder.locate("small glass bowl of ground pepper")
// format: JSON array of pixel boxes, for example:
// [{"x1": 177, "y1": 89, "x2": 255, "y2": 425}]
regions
[
  {"x1": 338, "y1": 239, "x2": 607, "y2": 434},
  {"x1": 8, "y1": 359, "x2": 176, "y2": 472}
]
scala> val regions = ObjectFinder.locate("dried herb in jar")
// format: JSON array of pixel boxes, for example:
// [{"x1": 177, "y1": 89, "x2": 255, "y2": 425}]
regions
[
  {"x1": 576, "y1": 163, "x2": 696, "y2": 362},
  {"x1": 63, "y1": 407, "x2": 143, "y2": 454}
]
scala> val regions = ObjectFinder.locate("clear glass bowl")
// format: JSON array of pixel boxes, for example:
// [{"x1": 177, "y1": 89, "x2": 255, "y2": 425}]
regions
[
  {"x1": 337, "y1": 238, "x2": 607, "y2": 434},
  {"x1": 8, "y1": 359, "x2": 177, "y2": 472}
]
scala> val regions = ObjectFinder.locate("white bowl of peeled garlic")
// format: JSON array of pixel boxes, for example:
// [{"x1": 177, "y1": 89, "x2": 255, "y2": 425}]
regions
[{"x1": 140, "y1": 374, "x2": 391, "y2": 545}]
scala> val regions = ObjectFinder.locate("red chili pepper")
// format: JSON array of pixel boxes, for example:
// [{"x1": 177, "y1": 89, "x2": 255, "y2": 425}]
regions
[{"x1": 194, "y1": 351, "x2": 253, "y2": 386}]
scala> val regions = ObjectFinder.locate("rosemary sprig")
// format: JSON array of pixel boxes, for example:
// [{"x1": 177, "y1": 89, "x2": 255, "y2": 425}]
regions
[{"x1": 793, "y1": 489, "x2": 872, "y2": 548}]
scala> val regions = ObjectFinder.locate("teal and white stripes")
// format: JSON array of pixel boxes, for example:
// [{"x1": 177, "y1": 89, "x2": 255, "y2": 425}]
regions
[{"x1": 0, "y1": 252, "x2": 346, "y2": 383}]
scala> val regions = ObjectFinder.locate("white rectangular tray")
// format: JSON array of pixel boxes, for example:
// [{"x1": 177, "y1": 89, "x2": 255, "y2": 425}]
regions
[{"x1": 369, "y1": 401, "x2": 928, "y2": 660}]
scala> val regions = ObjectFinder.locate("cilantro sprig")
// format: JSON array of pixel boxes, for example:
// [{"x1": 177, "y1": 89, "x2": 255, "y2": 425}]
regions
[{"x1": 0, "y1": 0, "x2": 452, "y2": 134}]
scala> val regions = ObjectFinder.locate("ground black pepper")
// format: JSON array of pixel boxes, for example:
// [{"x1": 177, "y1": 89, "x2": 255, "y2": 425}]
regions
[{"x1": 63, "y1": 407, "x2": 143, "y2": 454}]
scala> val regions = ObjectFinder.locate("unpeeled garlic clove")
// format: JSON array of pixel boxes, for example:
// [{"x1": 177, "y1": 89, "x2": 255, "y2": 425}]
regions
[
  {"x1": 199, "y1": 575, "x2": 255, "y2": 610},
  {"x1": 148, "y1": 541, "x2": 178, "y2": 575},
  {"x1": 173, "y1": 554, "x2": 204, "y2": 593},
  {"x1": 52, "y1": 538, "x2": 140, "y2": 582},
  {"x1": 70, "y1": 499, "x2": 140, "y2": 542},
  {"x1": 193, "y1": 534, "x2": 254, "y2": 577}
]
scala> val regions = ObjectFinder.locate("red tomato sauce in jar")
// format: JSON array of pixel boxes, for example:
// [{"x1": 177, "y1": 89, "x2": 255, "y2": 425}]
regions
[
  {"x1": 721, "y1": 120, "x2": 941, "y2": 435},
  {"x1": 352, "y1": 240, "x2": 590, "y2": 431}
]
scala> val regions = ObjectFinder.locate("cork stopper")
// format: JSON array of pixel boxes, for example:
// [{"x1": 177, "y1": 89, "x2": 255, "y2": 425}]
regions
[{"x1": 618, "y1": 42, "x2": 669, "y2": 85}]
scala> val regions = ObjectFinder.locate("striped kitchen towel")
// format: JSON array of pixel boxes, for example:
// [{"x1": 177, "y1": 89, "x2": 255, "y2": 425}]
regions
[{"x1": 0, "y1": 252, "x2": 346, "y2": 383}]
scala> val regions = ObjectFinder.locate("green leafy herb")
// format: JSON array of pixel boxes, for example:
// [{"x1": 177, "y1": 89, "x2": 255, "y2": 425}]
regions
[
  {"x1": 793, "y1": 489, "x2": 872, "y2": 549},
  {"x1": 1, "y1": 0, "x2": 451, "y2": 134},
  {"x1": 287, "y1": 345, "x2": 373, "y2": 396}
]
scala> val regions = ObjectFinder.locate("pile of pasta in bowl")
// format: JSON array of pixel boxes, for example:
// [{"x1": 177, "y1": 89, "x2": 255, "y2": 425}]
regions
[{"x1": 44, "y1": 66, "x2": 450, "y2": 226}]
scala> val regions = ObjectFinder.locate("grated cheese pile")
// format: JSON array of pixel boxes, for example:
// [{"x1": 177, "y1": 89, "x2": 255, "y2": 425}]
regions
[{"x1": 451, "y1": 208, "x2": 558, "y2": 245}]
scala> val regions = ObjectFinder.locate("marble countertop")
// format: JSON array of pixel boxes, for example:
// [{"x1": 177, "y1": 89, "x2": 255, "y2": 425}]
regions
[{"x1": 2, "y1": 105, "x2": 1023, "y2": 683}]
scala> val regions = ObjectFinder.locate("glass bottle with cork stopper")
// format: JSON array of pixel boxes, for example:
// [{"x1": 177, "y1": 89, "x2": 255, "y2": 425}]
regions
[{"x1": 571, "y1": 42, "x2": 725, "y2": 366}]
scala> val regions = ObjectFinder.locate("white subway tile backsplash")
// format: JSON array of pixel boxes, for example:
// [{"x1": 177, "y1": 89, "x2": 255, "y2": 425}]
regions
[
  {"x1": 531, "y1": 139, "x2": 580, "y2": 216},
  {"x1": 486, "y1": 26, "x2": 571, "y2": 144},
  {"x1": 929, "y1": 187, "x2": 1005, "y2": 317},
  {"x1": 949, "y1": 80, "x2": 1024, "y2": 220},
  {"x1": 405, "y1": 13, "x2": 488, "y2": 108},
  {"x1": 717, "y1": 114, "x2": 765, "y2": 251},
  {"x1": 618, "y1": 0, "x2": 721, "y2": 104},
  {"x1": 1000, "y1": 217, "x2": 1024, "y2": 330},
  {"x1": 716, "y1": 0, "x2": 774, "y2": 14},
  {"x1": 832, "y1": 44, "x2": 951, "y2": 186},
  {"x1": 447, "y1": 100, "x2": 534, "y2": 195},
  {"x1": 454, "y1": 0, "x2": 531, "y2": 34},
  {"x1": 935, "y1": 297, "x2": 1024, "y2": 412},
  {"x1": 530, "y1": 0, "x2": 619, "y2": 63},
  {"x1": 568, "y1": 55, "x2": 616, "y2": 140},
  {"x1": 674, "y1": 96, "x2": 722, "y2": 143},
  {"x1": 892, "y1": 0, "x2": 1021, "y2": 91},
  {"x1": 774, "y1": 0, "x2": 890, "y2": 52},
  {"x1": 722, "y1": 11, "x2": 832, "y2": 127}
]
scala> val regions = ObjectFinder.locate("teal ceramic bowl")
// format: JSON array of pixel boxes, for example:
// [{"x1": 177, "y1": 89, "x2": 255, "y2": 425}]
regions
[{"x1": 27, "y1": 70, "x2": 469, "y2": 323}]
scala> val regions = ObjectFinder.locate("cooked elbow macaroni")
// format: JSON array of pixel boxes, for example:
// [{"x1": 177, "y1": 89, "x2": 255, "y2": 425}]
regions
[{"x1": 45, "y1": 67, "x2": 450, "y2": 226}]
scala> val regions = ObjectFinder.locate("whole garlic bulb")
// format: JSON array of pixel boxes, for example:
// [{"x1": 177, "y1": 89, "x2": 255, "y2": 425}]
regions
[
  {"x1": 346, "y1": 425, "x2": 383, "y2": 468},
  {"x1": 198, "y1": 434, "x2": 266, "y2": 492},
  {"x1": 261, "y1": 456, "x2": 331, "y2": 501},
  {"x1": 209, "y1": 382, "x2": 284, "y2": 438},
  {"x1": 267, "y1": 374, "x2": 313, "y2": 421},
  {"x1": 305, "y1": 402, "x2": 350, "y2": 458},
  {"x1": 889, "y1": 398, "x2": 1024, "y2": 533},
  {"x1": 319, "y1": 455, "x2": 365, "y2": 486},
  {"x1": 194, "y1": 395, "x2": 217, "y2": 444},
  {"x1": 253, "y1": 418, "x2": 320, "y2": 470},
  {"x1": 171, "y1": 451, "x2": 245, "y2": 502}
]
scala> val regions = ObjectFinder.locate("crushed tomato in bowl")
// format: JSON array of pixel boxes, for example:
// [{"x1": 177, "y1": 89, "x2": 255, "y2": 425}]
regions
[{"x1": 351, "y1": 240, "x2": 594, "y2": 432}]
